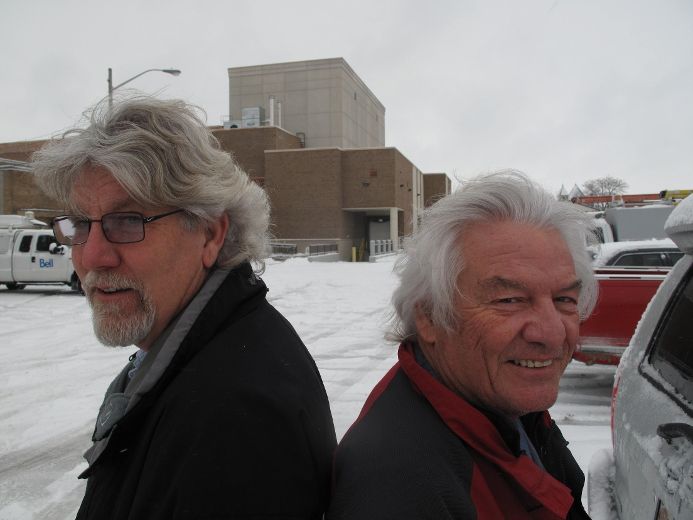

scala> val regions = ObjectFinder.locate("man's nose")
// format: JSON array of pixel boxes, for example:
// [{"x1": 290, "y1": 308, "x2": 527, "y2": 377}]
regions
[
  {"x1": 75, "y1": 223, "x2": 120, "y2": 271},
  {"x1": 521, "y1": 300, "x2": 567, "y2": 348}
]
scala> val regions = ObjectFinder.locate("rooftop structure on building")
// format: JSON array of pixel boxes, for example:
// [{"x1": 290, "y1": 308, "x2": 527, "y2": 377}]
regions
[
  {"x1": 568, "y1": 183, "x2": 584, "y2": 200},
  {"x1": 228, "y1": 58, "x2": 385, "y2": 149}
]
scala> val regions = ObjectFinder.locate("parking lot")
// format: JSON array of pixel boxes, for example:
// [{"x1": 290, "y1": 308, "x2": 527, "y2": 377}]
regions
[{"x1": 0, "y1": 258, "x2": 613, "y2": 519}]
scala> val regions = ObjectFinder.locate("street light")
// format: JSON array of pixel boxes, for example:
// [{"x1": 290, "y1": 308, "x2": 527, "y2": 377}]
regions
[{"x1": 107, "y1": 67, "x2": 181, "y2": 108}]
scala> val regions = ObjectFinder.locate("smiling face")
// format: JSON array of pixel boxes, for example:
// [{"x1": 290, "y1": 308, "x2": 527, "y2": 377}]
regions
[
  {"x1": 415, "y1": 220, "x2": 581, "y2": 419},
  {"x1": 70, "y1": 167, "x2": 227, "y2": 350}
]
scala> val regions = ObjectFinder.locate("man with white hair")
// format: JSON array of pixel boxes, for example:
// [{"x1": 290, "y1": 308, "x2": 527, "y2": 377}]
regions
[
  {"x1": 329, "y1": 171, "x2": 596, "y2": 519},
  {"x1": 32, "y1": 96, "x2": 336, "y2": 520}
]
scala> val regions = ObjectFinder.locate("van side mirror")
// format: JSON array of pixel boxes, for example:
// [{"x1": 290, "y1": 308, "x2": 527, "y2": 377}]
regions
[{"x1": 49, "y1": 243, "x2": 65, "y2": 255}]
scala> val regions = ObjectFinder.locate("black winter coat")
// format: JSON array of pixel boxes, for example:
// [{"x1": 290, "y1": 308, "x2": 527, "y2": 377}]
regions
[{"x1": 76, "y1": 264, "x2": 337, "y2": 520}]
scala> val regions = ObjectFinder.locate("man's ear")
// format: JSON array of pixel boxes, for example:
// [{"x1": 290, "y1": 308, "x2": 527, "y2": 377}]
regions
[
  {"x1": 202, "y1": 213, "x2": 229, "y2": 269},
  {"x1": 414, "y1": 304, "x2": 438, "y2": 346}
]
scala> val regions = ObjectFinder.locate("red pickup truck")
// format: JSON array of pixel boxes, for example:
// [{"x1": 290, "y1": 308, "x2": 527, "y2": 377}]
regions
[{"x1": 574, "y1": 267, "x2": 670, "y2": 365}]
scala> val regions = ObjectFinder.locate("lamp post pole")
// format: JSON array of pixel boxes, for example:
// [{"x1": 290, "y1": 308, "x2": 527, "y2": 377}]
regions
[{"x1": 107, "y1": 67, "x2": 181, "y2": 108}]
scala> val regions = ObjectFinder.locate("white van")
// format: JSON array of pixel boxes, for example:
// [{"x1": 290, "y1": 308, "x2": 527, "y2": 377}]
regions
[{"x1": 0, "y1": 214, "x2": 81, "y2": 291}]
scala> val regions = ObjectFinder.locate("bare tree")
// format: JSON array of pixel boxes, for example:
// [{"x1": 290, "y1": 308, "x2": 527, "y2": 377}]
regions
[{"x1": 583, "y1": 176, "x2": 629, "y2": 196}]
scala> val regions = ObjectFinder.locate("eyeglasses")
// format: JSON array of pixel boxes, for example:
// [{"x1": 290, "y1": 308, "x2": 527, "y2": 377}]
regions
[{"x1": 52, "y1": 209, "x2": 184, "y2": 246}]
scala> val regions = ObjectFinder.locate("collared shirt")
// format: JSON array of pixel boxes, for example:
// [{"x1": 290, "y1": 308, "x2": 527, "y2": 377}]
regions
[
  {"x1": 515, "y1": 417, "x2": 546, "y2": 469},
  {"x1": 127, "y1": 349, "x2": 148, "y2": 380}
]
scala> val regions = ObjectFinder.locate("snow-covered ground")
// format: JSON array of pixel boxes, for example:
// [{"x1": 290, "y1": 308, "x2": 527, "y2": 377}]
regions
[{"x1": 0, "y1": 256, "x2": 614, "y2": 519}]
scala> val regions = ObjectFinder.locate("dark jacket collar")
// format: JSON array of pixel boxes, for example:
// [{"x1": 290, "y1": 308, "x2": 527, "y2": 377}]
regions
[
  {"x1": 399, "y1": 342, "x2": 574, "y2": 519},
  {"x1": 81, "y1": 263, "x2": 268, "y2": 476}
]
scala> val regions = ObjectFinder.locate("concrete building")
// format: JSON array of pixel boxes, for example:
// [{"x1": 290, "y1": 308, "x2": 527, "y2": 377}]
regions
[
  {"x1": 228, "y1": 58, "x2": 385, "y2": 149},
  {"x1": 213, "y1": 125, "x2": 427, "y2": 258},
  {"x1": 1, "y1": 58, "x2": 451, "y2": 260},
  {"x1": 225, "y1": 57, "x2": 446, "y2": 259},
  {"x1": 0, "y1": 128, "x2": 444, "y2": 260},
  {"x1": 423, "y1": 173, "x2": 452, "y2": 208},
  {"x1": 264, "y1": 145, "x2": 424, "y2": 257}
]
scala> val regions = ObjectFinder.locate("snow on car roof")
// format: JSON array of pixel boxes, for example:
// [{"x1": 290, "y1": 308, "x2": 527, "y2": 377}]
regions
[
  {"x1": 666, "y1": 194, "x2": 693, "y2": 253},
  {"x1": 591, "y1": 238, "x2": 679, "y2": 266}
]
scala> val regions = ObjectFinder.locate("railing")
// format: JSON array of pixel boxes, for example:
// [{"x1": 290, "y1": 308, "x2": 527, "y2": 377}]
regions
[
  {"x1": 270, "y1": 243, "x2": 297, "y2": 256},
  {"x1": 308, "y1": 243, "x2": 338, "y2": 256},
  {"x1": 369, "y1": 239, "x2": 398, "y2": 256}
]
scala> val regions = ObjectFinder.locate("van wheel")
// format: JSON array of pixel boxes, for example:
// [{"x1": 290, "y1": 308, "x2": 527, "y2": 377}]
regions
[
  {"x1": 70, "y1": 274, "x2": 83, "y2": 294},
  {"x1": 6, "y1": 283, "x2": 25, "y2": 290}
]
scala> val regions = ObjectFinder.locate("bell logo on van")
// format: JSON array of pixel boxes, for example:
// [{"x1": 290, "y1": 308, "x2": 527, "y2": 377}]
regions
[{"x1": 39, "y1": 258, "x2": 54, "y2": 268}]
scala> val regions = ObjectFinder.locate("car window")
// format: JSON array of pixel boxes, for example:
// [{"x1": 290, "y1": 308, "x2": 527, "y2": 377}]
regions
[
  {"x1": 668, "y1": 252, "x2": 684, "y2": 265},
  {"x1": 649, "y1": 264, "x2": 693, "y2": 404},
  {"x1": 18, "y1": 235, "x2": 33, "y2": 253},
  {"x1": 613, "y1": 252, "x2": 666, "y2": 267},
  {"x1": 36, "y1": 235, "x2": 54, "y2": 252}
]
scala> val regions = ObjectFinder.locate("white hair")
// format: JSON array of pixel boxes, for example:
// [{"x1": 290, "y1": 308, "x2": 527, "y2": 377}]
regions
[{"x1": 389, "y1": 170, "x2": 598, "y2": 341}]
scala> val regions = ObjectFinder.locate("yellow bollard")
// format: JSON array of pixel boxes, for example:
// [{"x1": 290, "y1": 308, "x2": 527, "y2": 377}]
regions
[{"x1": 351, "y1": 246, "x2": 357, "y2": 262}]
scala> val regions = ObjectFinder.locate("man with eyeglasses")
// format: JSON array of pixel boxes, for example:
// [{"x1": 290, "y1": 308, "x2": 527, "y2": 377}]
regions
[{"x1": 32, "y1": 96, "x2": 336, "y2": 520}]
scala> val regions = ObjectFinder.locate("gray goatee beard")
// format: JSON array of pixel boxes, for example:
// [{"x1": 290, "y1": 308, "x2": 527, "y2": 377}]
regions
[{"x1": 83, "y1": 271, "x2": 156, "y2": 347}]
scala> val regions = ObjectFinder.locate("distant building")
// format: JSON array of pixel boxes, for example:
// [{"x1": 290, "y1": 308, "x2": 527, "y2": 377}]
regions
[
  {"x1": 423, "y1": 173, "x2": 452, "y2": 208},
  {"x1": 0, "y1": 140, "x2": 53, "y2": 220},
  {"x1": 212, "y1": 125, "x2": 433, "y2": 258},
  {"x1": 228, "y1": 58, "x2": 385, "y2": 149},
  {"x1": 225, "y1": 57, "x2": 450, "y2": 258},
  {"x1": 0, "y1": 58, "x2": 451, "y2": 260},
  {"x1": 572, "y1": 193, "x2": 662, "y2": 208},
  {"x1": 568, "y1": 183, "x2": 584, "y2": 200}
]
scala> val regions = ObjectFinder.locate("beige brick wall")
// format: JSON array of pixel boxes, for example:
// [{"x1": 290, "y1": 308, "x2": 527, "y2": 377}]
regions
[
  {"x1": 265, "y1": 148, "x2": 344, "y2": 239},
  {"x1": 0, "y1": 140, "x2": 47, "y2": 157},
  {"x1": 342, "y1": 148, "x2": 396, "y2": 208},
  {"x1": 1, "y1": 130, "x2": 439, "y2": 259},
  {"x1": 212, "y1": 126, "x2": 301, "y2": 184},
  {"x1": 394, "y1": 150, "x2": 418, "y2": 236},
  {"x1": 0, "y1": 140, "x2": 61, "y2": 221},
  {"x1": 3, "y1": 172, "x2": 62, "y2": 222},
  {"x1": 423, "y1": 173, "x2": 452, "y2": 207},
  {"x1": 265, "y1": 146, "x2": 420, "y2": 245}
]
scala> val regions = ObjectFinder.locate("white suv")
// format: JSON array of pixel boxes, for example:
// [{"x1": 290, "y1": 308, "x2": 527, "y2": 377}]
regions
[{"x1": 588, "y1": 196, "x2": 693, "y2": 520}]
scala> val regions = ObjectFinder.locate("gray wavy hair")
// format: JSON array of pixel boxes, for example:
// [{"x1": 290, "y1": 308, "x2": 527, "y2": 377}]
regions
[
  {"x1": 389, "y1": 170, "x2": 599, "y2": 342},
  {"x1": 31, "y1": 95, "x2": 269, "y2": 270}
]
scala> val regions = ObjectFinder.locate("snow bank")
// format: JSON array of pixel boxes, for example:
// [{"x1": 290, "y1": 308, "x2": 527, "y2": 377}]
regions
[{"x1": 587, "y1": 448, "x2": 618, "y2": 520}]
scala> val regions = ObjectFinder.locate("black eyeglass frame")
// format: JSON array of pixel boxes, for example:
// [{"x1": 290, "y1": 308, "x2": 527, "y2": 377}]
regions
[{"x1": 52, "y1": 209, "x2": 184, "y2": 246}]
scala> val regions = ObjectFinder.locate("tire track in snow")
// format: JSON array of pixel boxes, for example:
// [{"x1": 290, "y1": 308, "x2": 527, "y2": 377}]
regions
[{"x1": 0, "y1": 427, "x2": 91, "y2": 520}]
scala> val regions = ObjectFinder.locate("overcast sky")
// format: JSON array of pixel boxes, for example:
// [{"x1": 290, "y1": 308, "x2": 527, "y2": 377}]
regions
[{"x1": 2, "y1": 0, "x2": 691, "y2": 194}]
